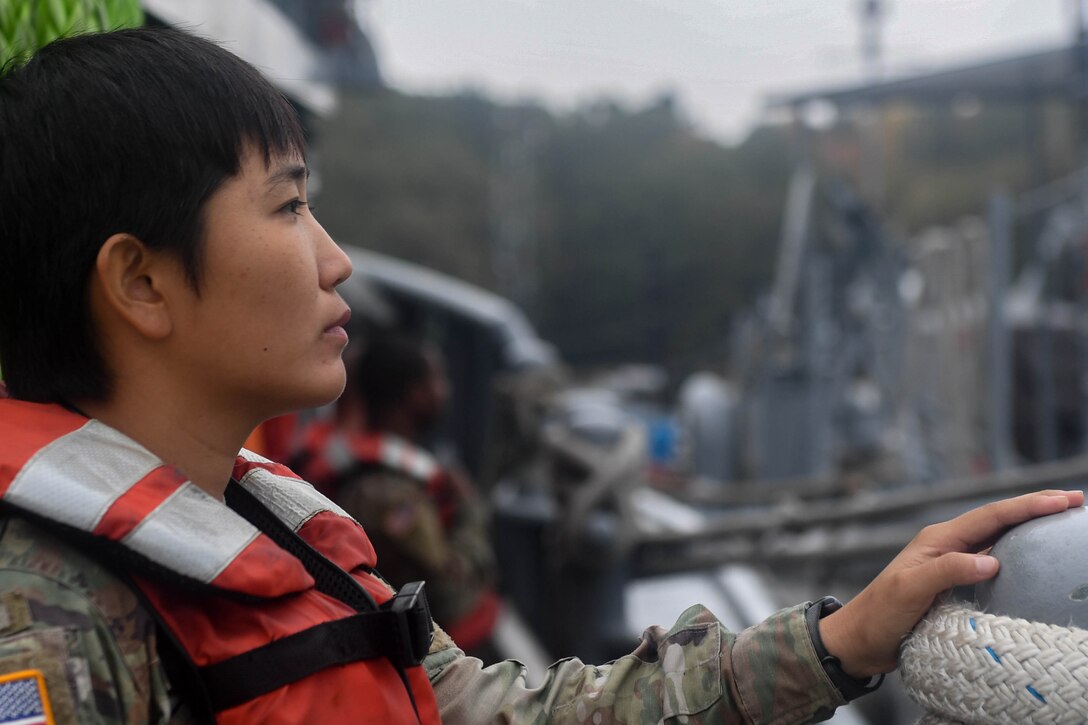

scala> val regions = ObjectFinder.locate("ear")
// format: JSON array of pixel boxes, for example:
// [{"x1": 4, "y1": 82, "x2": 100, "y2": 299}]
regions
[
  {"x1": 92, "y1": 233, "x2": 177, "y2": 340},
  {"x1": 406, "y1": 378, "x2": 435, "y2": 412}
]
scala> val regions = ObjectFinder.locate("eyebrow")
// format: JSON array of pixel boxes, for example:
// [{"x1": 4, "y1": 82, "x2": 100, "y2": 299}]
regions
[{"x1": 265, "y1": 164, "x2": 309, "y2": 190}]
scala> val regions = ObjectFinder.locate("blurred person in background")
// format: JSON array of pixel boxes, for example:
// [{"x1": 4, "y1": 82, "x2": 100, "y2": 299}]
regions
[{"x1": 293, "y1": 333, "x2": 502, "y2": 662}]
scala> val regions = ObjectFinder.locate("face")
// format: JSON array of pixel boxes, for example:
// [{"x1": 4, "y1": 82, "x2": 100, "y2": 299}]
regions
[
  {"x1": 167, "y1": 145, "x2": 353, "y2": 421},
  {"x1": 410, "y1": 349, "x2": 450, "y2": 433}
]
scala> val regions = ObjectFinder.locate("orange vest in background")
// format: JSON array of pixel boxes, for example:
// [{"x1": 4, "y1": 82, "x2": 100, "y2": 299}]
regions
[
  {"x1": 294, "y1": 421, "x2": 499, "y2": 649},
  {"x1": 296, "y1": 421, "x2": 459, "y2": 528},
  {"x1": 244, "y1": 412, "x2": 302, "y2": 461}
]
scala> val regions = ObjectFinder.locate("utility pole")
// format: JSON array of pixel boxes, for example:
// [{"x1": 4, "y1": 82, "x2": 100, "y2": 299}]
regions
[
  {"x1": 858, "y1": 0, "x2": 885, "y2": 82},
  {"x1": 1069, "y1": 0, "x2": 1088, "y2": 459},
  {"x1": 489, "y1": 107, "x2": 543, "y2": 313},
  {"x1": 856, "y1": 0, "x2": 887, "y2": 209},
  {"x1": 1073, "y1": 0, "x2": 1088, "y2": 166}
]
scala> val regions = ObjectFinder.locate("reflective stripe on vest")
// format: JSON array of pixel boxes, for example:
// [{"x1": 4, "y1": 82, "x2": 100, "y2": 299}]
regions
[
  {"x1": 234, "y1": 448, "x2": 353, "y2": 531},
  {"x1": 299, "y1": 424, "x2": 458, "y2": 528},
  {"x1": 326, "y1": 430, "x2": 443, "y2": 487}
]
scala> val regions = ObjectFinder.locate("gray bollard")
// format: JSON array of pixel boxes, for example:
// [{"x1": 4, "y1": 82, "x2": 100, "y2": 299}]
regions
[{"x1": 975, "y1": 506, "x2": 1088, "y2": 627}]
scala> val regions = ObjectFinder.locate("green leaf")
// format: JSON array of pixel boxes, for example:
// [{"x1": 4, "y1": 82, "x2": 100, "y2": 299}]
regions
[
  {"x1": 45, "y1": 0, "x2": 69, "y2": 33},
  {"x1": 0, "y1": 0, "x2": 142, "y2": 68}
]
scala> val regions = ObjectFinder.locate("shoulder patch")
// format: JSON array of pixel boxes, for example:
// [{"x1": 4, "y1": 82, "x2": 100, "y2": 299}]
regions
[
  {"x1": 0, "y1": 631, "x2": 78, "y2": 725},
  {"x1": 0, "y1": 668, "x2": 55, "y2": 724},
  {"x1": 383, "y1": 501, "x2": 421, "y2": 537},
  {"x1": 0, "y1": 593, "x2": 31, "y2": 638}
]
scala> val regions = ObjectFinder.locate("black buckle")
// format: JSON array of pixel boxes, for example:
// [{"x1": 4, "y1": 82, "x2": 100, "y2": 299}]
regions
[{"x1": 382, "y1": 581, "x2": 434, "y2": 668}]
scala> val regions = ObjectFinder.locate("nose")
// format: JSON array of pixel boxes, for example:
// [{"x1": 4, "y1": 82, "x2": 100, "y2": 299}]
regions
[{"x1": 316, "y1": 223, "x2": 352, "y2": 290}]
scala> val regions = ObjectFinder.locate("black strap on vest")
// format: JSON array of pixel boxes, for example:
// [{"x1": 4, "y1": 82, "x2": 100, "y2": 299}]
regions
[
  {"x1": 218, "y1": 481, "x2": 433, "y2": 720},
  {"x1": 132, "y1": 583, "x2": 218, "y2": 724},
  {"x1": 224, "y1": 481, "x2": 380, "y2": 611},
  {"x1": 200, "y1": 610, "x2": 390, "y2": 711}
]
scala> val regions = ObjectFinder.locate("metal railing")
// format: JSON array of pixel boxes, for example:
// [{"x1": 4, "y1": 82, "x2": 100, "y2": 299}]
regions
[{"x1": 635, "y1": 453, "x2": 1088, "y2": 574}]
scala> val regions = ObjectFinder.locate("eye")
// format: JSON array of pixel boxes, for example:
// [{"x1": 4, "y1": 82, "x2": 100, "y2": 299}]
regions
[{"x1": 281, "y1": 199, "x2": 315, "y2": 216}]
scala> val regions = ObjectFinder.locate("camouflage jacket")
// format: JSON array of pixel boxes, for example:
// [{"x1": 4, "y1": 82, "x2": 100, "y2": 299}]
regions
[
  {"x1": 335, "y1": 466, "x2": 497, "y2": 631},
  {"x1": 292, "y1": 424, "x2": 498, "y2": 635},
  {"x1": 0, "y1": 514, "x2": 184, "y2": 723},
  {"x1": 0, "y1": 512, "x2": 845, "y2": 723}
]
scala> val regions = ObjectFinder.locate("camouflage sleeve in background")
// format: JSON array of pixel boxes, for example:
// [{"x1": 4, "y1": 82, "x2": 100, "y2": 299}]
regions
[
  {"x1": 0, "y1": 515, "x2": 185, "y2": 724},
  {"x1": 336, "y1": 469, "x2": 497, "y2": 627},
  {"x1": 424, "y1": 603, "x2": 846, "y2": 724}
]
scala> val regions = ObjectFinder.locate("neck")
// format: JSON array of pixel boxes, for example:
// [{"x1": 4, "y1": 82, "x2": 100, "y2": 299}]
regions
[
  {"x1": 77, "y1": 389, "x2": 256, "y2": 501},
  {"x1": 338, "y1": 402, "x2": 418, "y2": 442},
  {"x1": 335, "y1": 398, "x2": 367, "y2": 433},
  {"x1": 371, "y1": 411, "x2": 418, "y2": 442}
]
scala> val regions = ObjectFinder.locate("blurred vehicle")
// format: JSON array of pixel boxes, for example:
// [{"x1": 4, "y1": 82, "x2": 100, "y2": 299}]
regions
[
  {"x1": 302, "y1": 249, "x2": 790, "y2": 663},
  {"x1": 329, "y1": 247, "x2": 882, "y2": 722}
]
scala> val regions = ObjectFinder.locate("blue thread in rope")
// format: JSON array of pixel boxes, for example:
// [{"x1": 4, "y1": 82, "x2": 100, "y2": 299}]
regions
[
  {"x1": 968, "y1": 615, "x2": 1046, "y2": 705},
  {"x1": 1025, "y1": 686, "x2": 1047, "y2": 704},
  {"x1": 970, "y1": 613, "x2": 1000, "y2": 657}
]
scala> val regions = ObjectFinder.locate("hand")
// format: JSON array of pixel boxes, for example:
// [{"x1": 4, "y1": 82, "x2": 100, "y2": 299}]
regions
[{"x1": 819, "y1": 489, "x2": 1084, "y2": 678}]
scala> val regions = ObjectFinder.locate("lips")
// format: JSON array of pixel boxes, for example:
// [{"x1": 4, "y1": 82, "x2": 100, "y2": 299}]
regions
[{"x1": 325, "y1": 307, "x2": 351, "y2": 332}]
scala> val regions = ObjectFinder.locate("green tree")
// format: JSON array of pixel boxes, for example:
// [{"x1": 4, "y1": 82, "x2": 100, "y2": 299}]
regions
[
  {"x1": 0, "y1": 0, "x2": 142, "y2": 67},
  {"x1": 315, "y1": 90, "x2": 790, "y2": 375},
  {"x1": 533, "y1": 97, "x2": 787, "y2": 373},
  {"x1": 315, "y1": 91, "x2": 500, "y2": 288}
]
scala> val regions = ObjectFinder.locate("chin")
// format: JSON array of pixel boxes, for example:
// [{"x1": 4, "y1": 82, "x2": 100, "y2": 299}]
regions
[
  {"x1": 273, "y1": 367, "x2": 347, "y2": 414},
  {"x1": 309, "y1": 369, "x2": 348, "y2": 407}
]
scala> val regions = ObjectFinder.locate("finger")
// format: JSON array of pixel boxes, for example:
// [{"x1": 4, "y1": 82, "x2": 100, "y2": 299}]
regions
[
  {"x1": 917, "y1": 491, "x2": 1082, "y2": 552},
  {"x1": 902, "y1": 552, "x2": 1000, "y2": 607}
]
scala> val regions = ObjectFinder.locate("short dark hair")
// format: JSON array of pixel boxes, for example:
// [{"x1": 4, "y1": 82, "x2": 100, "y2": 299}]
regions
[
  {"x1": 0, "y1": 27, "x2": 306, "y2": 403},
  {"x1": 354, "y1": 335, "x2": 432, "y2": 423}
]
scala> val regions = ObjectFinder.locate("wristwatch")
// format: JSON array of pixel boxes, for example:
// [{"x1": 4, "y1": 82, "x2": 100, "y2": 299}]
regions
[{"x1": 804, "y1": 596, "x2": 885, "y2": 702}]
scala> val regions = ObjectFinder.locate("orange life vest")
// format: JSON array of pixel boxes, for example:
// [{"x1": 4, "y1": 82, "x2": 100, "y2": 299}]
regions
[
  {"x1": 297, "y1": 421, "x2": 458, "y2": 528},
  {"x1": 0, "y1": 399, "x2": 441, "y2": 724}
]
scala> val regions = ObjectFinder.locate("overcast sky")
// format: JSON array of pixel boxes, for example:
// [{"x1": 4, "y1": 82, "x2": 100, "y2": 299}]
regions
[{"x1": 359, "y1": 0, "x2": 1073, "y2": 144}]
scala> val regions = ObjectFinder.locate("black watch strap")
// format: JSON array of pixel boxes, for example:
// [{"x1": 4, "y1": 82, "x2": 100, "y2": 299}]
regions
[{"x1": 804, "y1": 596, "x2": 885, "y2": 702}]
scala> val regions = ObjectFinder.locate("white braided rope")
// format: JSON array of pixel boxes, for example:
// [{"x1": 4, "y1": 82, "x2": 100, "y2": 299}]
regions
[{"x1": 900, "y1": 602, "x2": 1088, "y2": 724}]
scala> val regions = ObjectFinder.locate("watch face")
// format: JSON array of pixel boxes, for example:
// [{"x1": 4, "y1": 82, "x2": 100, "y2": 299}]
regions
[
  {"x1": 806, "y1": 596, "x2": 883, "y2": 701},
  {"x1": 820, "y1": 596, "x2": 843, "y2": 616}
]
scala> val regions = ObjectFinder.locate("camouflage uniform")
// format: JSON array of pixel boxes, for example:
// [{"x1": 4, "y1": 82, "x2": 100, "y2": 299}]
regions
[
  {"x1": 292, "y1": 423, "x2": 500, "y2": 642},
  {"x1": 0, "y1": 509, "x2": 845, "y2": 723},
  {"x1": 0, "y1": 514, "x2": 193, "y2": 724},
  {"x1": 335, "y1": 466, "x2": 497, "y2": 634},
  {"x1": 424, "y1": 603, "x2": 845, "y2": 724}
]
